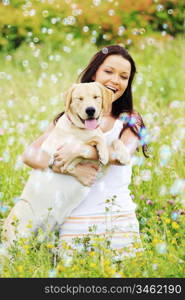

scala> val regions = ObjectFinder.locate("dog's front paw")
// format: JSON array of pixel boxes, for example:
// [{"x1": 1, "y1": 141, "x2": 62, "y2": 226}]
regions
[
  {"x1": 111, "y1": 139, "x2": 131, "y2": 165},
  {"x1": 97, "y1": 146, "x2": 109, "y2": 165}
]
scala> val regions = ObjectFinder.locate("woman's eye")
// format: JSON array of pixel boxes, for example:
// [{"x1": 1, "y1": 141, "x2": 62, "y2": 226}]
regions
[
  {"x1": 105, "y1": 70, "x2": 112, "y2": 74},
  {"x1": 121, "y1": 76, "x2": 128, "y2": 80}
]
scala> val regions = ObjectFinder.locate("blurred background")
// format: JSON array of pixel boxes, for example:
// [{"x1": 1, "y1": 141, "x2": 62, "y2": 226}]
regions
[{"x1": 0, "y1": 0, "x2": 184, "y2": 51}]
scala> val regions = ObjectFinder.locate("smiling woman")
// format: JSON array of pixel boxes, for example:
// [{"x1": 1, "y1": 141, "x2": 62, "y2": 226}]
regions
[{"x1": 22, "y1": 45, "x2": 149, "y2": 255}]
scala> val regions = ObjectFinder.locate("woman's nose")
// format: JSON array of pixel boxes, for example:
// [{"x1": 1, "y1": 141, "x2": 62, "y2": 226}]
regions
[{"x1": 110, "y1": 74, "x2": 120, "y2": 84}]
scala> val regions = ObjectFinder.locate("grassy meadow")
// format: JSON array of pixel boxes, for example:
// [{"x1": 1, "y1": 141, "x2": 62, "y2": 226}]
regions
[{"x1": 0, "y1": 36, "x2": 185, "y2": 277}]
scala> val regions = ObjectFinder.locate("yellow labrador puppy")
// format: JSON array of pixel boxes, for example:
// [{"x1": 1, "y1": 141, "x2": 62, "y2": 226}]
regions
[{"x1": 2, "y1": 82, "x2": 130, "y2": 247}]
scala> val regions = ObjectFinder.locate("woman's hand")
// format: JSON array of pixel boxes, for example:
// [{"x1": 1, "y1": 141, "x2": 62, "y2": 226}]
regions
[
  {"x1": 53, "y1": 143, "x2": 83, "y2": 171},
  {"x1": 73, "y1": 161, "x2": 100, "y2": 186},
  {"x1": 52, "y1": 159, "x2": 100, "y2": 187}
]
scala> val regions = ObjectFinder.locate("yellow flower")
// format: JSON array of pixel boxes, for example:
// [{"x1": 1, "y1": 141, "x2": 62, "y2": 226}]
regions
[
  {"x1": 23, "y1": 244, "x2": 29, "y2": 250},
  {"x1": 171, "y1": 239, "x2": 176, "y2": 245},
  {"x1": 26, "y1": 221, "x2": 33, "y2": 229},
  {"x1": 89, "y1": 251, "x2": 95, "y2": 257},
  {"x1": 57, "y1": 265, "x2": 65, "y2": 272},
  {"x1": 172, "y1": 222, "x2": 179, "y2": 230},
  {"x1": 47, "y1": 244, "x2": 54, "y2": 249},
  {"x1": 17, "y1": 266, "x2": 23, "y2": 272},
  {"x1": 164, "y1": 218, "x2": 171, "y2": 224},
  {"x1": 90, "y1": 263, "x2": 96, "y2": 268}
]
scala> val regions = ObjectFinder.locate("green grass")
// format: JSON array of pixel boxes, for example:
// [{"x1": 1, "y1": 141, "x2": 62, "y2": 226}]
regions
[{"x1": 0, "y1": 36, "x2": 185, "y2": 278}]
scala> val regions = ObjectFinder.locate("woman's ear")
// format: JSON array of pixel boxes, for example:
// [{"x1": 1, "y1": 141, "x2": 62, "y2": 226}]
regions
[
  {"x1": 96, "y1": 82, "x2": 114, "y2": 114},
  {"x1": 64, "y1": 84, "x2": 78, "y2": 112}
]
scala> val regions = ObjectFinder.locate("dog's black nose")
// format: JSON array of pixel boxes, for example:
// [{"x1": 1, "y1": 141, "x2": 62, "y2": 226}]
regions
[{"x1": 85, "y1": 107, "x2": 96, "y2": 117}]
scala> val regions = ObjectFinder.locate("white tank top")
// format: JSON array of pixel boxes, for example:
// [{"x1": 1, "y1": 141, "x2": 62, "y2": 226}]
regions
[{"x1": 70, "y1": 119, "x2": 137, "y2": 216}]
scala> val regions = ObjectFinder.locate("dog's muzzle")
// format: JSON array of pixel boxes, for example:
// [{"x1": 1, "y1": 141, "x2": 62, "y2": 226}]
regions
[{"x1": 85, "y1": 107, "x2": 96, "y2": 117}]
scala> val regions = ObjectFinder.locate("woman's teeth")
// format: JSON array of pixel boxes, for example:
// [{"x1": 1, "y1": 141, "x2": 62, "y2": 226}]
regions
[{"x1": 106, "y1": 86, "x2": 117, "y2": 93}]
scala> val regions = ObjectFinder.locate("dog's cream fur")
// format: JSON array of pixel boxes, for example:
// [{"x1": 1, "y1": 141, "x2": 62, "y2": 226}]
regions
[{"x1": 2, "y1": 82, "x2": 130, "y2": 247}]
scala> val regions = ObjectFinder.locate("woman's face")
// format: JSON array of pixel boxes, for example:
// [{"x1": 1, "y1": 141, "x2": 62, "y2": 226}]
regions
[{"x1": 92, "y1": 54, "x2": 131, "y2": 102}]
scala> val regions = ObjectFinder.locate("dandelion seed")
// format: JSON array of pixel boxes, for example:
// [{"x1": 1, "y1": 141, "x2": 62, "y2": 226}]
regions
[
  {"x1": 2, "y1": 0, "x2": 9, "y2": 6},
  {"x1": 63, "y1": 16, "x2": 76, "y2": 26},
  {"x1": 48, "y1": 269, "x2": 56, "y2": 278},
  {"x1": 63, "y1": 46, "x2": 71, "y2": 53},
  {"x1": 155, "y1": 242, "x2": 167, "y2": 254},
  {"x1": 66, "y1": 33, "x2": 73, "y2": 41},
  {"x1": 83, "y1": 26, "x2": 89, "y2": 32},
  {"x1": 33, "y1": 49, "x2": 40, "y2": 57},
  {"x1": 168, "y1": 9, "x2": 173, "y2": 15},
  {"x1": 159, "y1": 145, "x2": 171, "y2": 166},
  {"x1": 37, "y1": 78, "x2": 43, "y2": 87},
  {"x1": 171, "y1": 212, "x2": 179, "y2": 221},
  {"x1": 6, "y1": 55, "x2": 12, "y2": 61},
  {"x1": 7, "y1": 100, "x2": 14, "y2": 107},
  {"x1": 50, "y1": 97, "x2": 59, "y2": 105},
  {"x1": 0, "y1": 205, "x2": 9, "y2": 213},
  {"x1": 159, "y1": 185, "x2": 167, "y2": 196},
  {"x1": 42, "y1": 10, "x2": 49, "y2": 17},
  {"x1": 38, "y1": 120, "x2": 49, "y2": 131},
  {"x1": 90, "y1": 37, "x2": 96, "y2": 43},
  {"x1": 51, "y1": 18, "x2": 57, "y2": 24},
  {"x1": 118, "y1": 26, "x2": 125, "y2": 36},
  {"x1": 172, "y1": 139, "x2": 181, "y2": 151},
  {"x1": 41, "y1": 27, "x2": 47, "y2": 34},
  {"x1": 152, "y1": 263, "x2": 158, "y2": 270},
  {"x1": 170, "y1": 179, "x2": 185, "y2": 196},
  {"x1": 131, "y1": 155, "x2": 144, "y2": 166},
  {"x1": 93, "y1": 0, "x2": 101, "y2": 6},
  {"x1": 136, "y1": 73, "x2": 143, "y2": 84},
  {"x1": 33, "y1": 37, "x2": 39, "y2": 43},
  {"x1": 29, "y1": 9, "x2": 36, "y2": 16},
  {"x1": 102, "y1": 47, "x2": 108, "y2": 54},
  {"x1": 126, "y1": 39, "x2": 132, "y2": 45},
  {"x1": 48, "y1": 28, "x2": 53, "y2": 35},
  {"x1": 3, "y1": 150, "x2": 10, "y2": 162},
  {"x1": 13, "y1": 197, "x2": 21, "y2": 204},
  {"x1": 140, "y1": 169, "x2": 151, "y2": 181},
  {"x1": 0, "y1": 243, "x2": 7, "y2": 256},
  {"x1": 108, "y1": 9, "x2": 115, "y2": 16},
  {"x1": 157, "y1": 4, "x2": 164, "y2": 12},
  {"x1": 50, "y1": 74, "x2": 58, "y2": 83}
]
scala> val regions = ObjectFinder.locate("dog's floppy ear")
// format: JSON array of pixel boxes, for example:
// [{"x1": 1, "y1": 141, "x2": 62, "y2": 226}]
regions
[
  {"x1": 64, "y1": 84, "x2": 78, "y2": 112},
  {"x1": 95, "y1": 82, "x2": 114, "y2": 114}
]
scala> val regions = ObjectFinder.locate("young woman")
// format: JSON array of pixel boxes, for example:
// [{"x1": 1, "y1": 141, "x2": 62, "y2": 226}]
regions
[{"x1": 22, "y1": 45, "x2": 149, "y2": 252}]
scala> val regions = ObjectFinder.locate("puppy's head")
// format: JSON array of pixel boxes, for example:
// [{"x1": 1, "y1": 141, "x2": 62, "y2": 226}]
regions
[{"x1": 64, "y1": 82, "x2": 114, "y2": 129}]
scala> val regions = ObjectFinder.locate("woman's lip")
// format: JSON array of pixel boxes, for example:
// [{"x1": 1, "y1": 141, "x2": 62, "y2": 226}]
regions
[{"x1": 105, "y1": 86, "x2": 118, "y2": 93}]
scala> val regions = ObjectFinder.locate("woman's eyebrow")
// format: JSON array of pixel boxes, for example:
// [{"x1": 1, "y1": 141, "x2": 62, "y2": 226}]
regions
[{"x1": 105, "y1": 65, "x2": 129, "y2": 74}]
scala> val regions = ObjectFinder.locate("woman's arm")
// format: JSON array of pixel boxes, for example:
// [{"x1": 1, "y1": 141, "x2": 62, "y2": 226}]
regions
[{"x1": 22, "y1": 122, "x2": 55, "y2": 169}]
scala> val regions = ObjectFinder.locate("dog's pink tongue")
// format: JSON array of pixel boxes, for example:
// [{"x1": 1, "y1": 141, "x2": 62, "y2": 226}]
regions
[{"x1": 85, "y1": 119, "x2": 97, "y2": 130}]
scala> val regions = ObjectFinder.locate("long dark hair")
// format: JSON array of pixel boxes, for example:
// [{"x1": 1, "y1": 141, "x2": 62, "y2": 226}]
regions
[{"x1": 54, "y1": 45, "x2": 149, "y2": 158}]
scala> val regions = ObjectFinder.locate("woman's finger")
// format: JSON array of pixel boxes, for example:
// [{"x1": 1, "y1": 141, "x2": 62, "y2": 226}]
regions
[{"x1": 56, "y1": 145, "x2": 63, "y2": 151}]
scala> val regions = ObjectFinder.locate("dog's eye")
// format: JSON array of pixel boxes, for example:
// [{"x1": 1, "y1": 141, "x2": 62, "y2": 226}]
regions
[
  {"x1": 78, "y1": 97, "x2": 83, "y2": 100},
  {"x1": 93, "y1": 95, "x2": 99, "y2": 99}
]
